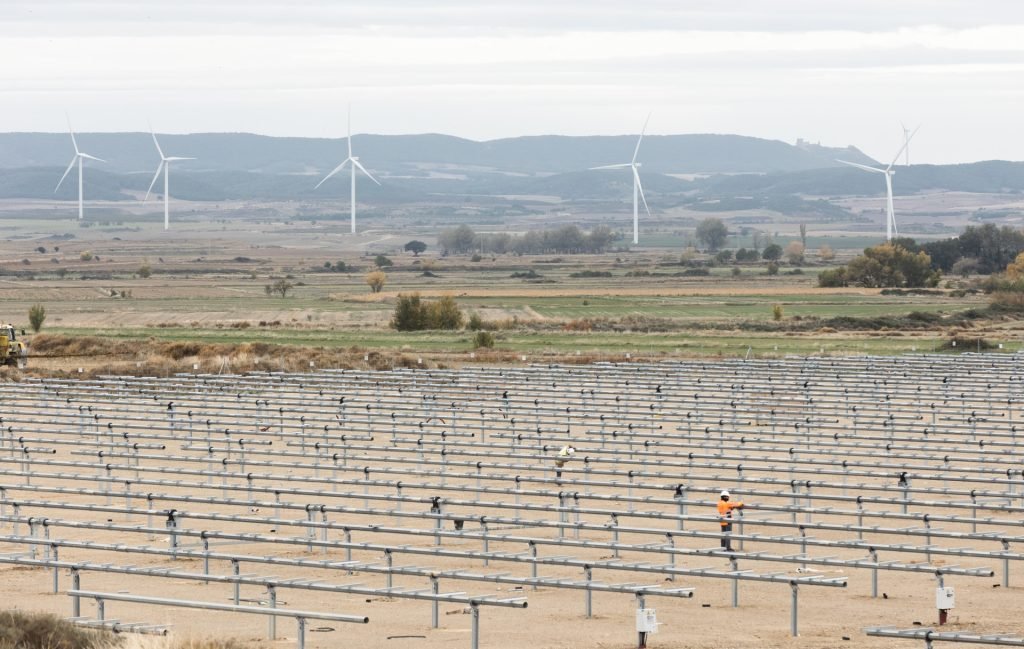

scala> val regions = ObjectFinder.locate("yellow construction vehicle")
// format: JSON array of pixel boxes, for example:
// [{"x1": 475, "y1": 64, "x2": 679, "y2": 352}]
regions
[{"x1": 1, "y1": 324, "x2": 28, "y2": 368}]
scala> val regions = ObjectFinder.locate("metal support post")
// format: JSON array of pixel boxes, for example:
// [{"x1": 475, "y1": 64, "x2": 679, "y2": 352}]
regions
[
  {"x1": 584, "y1": 566, "x2": 593, "y2": 618},
  {"x1": 790, "y1": 582, "x2": 799, "y2": 637},
  {"x1": 71, "y1": 568, "x2": 81, "y2": 617},
  {"x1": 636, "y1": 593, "x2": 647, "y2": 649},
  {"x1": 267, "y1": 584, "x2": 277, "y2": 640},
  {"x1": 431, "y1": 576, "x2": 440, "y2": 628},
  {"x1": 870, "y1": 548, "x2": 879, "y2": 598},
  {"x1": 470, "y1": 602, "x2": 480, "y2": 649},
  {"x1": 731, "y1": 557, "x2": 739, "y2": 607}
]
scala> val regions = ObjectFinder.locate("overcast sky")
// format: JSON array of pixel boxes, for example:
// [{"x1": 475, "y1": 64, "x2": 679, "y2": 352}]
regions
[{"x1": 3, "y1": 1, "x2": 1023, "y2": 164}]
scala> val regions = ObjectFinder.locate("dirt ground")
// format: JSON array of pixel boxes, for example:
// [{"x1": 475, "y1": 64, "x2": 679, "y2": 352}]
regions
[{"x1": 2, "y1": 364, "x2": 1024, "y2": 649}]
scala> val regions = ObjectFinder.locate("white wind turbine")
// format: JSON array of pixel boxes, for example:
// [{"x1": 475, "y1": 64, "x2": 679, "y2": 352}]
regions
[
  {"x1": 837, "y1": 125, "x2": 919, "y2": 242},
  {"x1": 315, "y1": 108, "x2": 380, "y2": 234},
  {"x1": 591, "y1": 114, "x2": 651, "y2": 245},
  {"x1": 144, "y1": 130, "x2": 195, "y2": 231},
  {"x1": 54, "y1": 118, "x2": 105, "y2": 220}
]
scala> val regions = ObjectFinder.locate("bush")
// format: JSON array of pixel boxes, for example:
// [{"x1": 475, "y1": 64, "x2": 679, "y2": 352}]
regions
[
  {"x1": 138, "y1": 263, "x2": 152, "y2": 278},
  {"x1": 772, "y1": 304, "x2": 784, "y2": 321},
  {"x1": 374, "y1": 254, "x2": 393, "y2": 268},
  {"x1": 817, "y1": 267, "x2": 848, "y2": 287},
  {"x1": 79, "y1": 250, "x2": 93, "y2": 261},
  {"x1": 473, "y1": 331, "x2": 495, "y2": 349},
  {"x1": 467, "y1": 313, "x2": 484, "y2": 331},
  {"x1": 391, "y1": 293, "x2": 464, "y2": 331},
  {"x1": 366, "y1": 270, "x2": 387, "y2": 293},
  {"x1": 471, "y1": 254, "x2": 482, "y2": 262},
  {"x1": 569, "y1": 270, "x2": 612, "y2": 278},
  {"x1": 731, "y1": 266, "x2": 742, "y2": 277},
  {"x1": 0, "y1": 610, "x2": 105, "y2": 649},
  {"x1": 766, "y1": 262, "x2": 780, "y2": 275},
  {"x1": 511, "y1": 270, "x2": 541, "y2": 279},
  {"x1": 28, "y1": 304, "x2": 46, "y2": 332}
]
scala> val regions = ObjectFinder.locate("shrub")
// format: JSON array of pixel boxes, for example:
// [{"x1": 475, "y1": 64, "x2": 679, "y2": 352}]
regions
[
  {"x1": 79, "y1": 250, "x2": 93, "y2": 261},
  {"x1": 731, "y1": 266, "x2": 742, "y2": 277},
  {"x1": 467, "y1": 313, "x2": 484, "y2": 331},
  {"x1": 366, "y1": 270, "x2": 387, "y2": 293},
  {"x1": 138, "y1": 263, "x2": 152, "y2": 278},
  {"x1": 0, "y1": 610, "x2": 105, "y2": 649},
  {"x1": 425, "y1": 295, "x2": 465, "y2": 330},
  {"x1": 471, "y1": 254, "x2": 482, "y2": 262},
  {"x1": 28, "y1": 304, "x2": 46, "y2": 332},
  {"x1": 569, "y1": 270, "x2": 612, "y2": 278},
  {"x1": 766, "y1": 262, "x2": 780, "y2": 275},
  {"x1": 473, "y1": 331, "x2": 495, "y2": 349},
  {"x1": 374, "y1": 254, "x2": 393, "y2": 268},
  {"x1": 817, "y1": 267, "x2": 848, "y2": 287},
  {"x1": 772, "y1": 304, "x2": 784, "y2": 321}
]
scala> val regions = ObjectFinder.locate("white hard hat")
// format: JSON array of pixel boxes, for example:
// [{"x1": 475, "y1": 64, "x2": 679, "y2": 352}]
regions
[{"x1": 720, "y1": 490, "x2": 730, "y2": 498}]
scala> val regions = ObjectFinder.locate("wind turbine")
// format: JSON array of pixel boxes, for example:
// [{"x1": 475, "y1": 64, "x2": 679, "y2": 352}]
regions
[
  {"x1": 590, "y1": 114, "x2": 651, "y2": 245},
  {"x1": 145, "y1": 130, "x2": 195, "y2": 231},
  {"x1": 837, "y1": 125, "x2": 919, "y2": 242},
  {"x1": 315, "y1": 108, "x2": 380, "y2": 235},
  {"x1": 54, "y1": 118, "x2": 105, "y2": 220}
]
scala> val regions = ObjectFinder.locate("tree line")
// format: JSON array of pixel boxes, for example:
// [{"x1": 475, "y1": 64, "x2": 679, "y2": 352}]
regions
[{"x1": 437, "y1": 224, "x2": 618, "y2": 255}]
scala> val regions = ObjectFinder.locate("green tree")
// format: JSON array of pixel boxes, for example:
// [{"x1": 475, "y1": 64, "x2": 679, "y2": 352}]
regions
[
  {"x1": 404, "y1": 240, "x2": 427, "y2": 256},
  {"x1": 762, "y1": 243, "x2": 783, "y2": 261},
  {"x1": 473, "y1": 331, "x2": 495, "y2": 349},
  {"x1": 374, "y1": 254, "x2": 393, "y2": 268},
  {"x1": 695, "y1": 218, "x2": 728, "y2": 251},
  {"x1": 839, "y1": 243, "x2": 939, "y2": 288},
  {"x1": 28, "y1": 304, "x2": 46, "y2": 333},
  {"x1": 391, "y1": 293, "x2": 426, "y2": 331}
]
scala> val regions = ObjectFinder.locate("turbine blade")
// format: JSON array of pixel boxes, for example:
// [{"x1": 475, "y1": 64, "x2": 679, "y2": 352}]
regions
[
  {"x1": 888, "y1": 125, "x2": 920, "y2": 169},
  {"x1": 55, "y1": 157, "x2": 76, "y2": 192},
  {"x1": 314, "y1": 159, "x2": 351, "y2": 189},
  {"x1": 632, "y1": 112, "x2": 651, "y2": 164},
  {"x1": 837, "y1": 159, "x2": 886, "y2": 174},
  {"x1": 144, "y1": 163, "x2": 164, "y2": 201},
  {"x1": 347, "y1": 105, "x2": 353, "y2": 158},
  {"x1": 151, "y1": 131, "x2": 165, "y2": 160},
  {"x1": 590, "y1": 163, "x2": 632, "y2": 170},
  {"x1": 634, "y1": 167, "x2": 651, "y2": 216},
  {"x1": 79, "y1": 153, "x2": 105, "y2": 162},
  {"x1": 164, "y1": 156, "x2": 196, "y2": 161},
  {"x1": 66, "y1": 114, "x2": 80, "y2": 154},
  {"x1": 352, "y1": 158, "x2": 381, "y2": 185}
]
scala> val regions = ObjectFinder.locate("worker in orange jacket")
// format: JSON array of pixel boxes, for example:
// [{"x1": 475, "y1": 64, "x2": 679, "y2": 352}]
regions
[{"x1": 717, "y1": 490, "x2": 744, "y2": 551}]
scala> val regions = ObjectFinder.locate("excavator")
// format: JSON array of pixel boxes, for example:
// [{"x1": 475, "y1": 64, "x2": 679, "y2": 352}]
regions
[{"x1": 1, "y1": 324, "x2": 28, "y2": 368}]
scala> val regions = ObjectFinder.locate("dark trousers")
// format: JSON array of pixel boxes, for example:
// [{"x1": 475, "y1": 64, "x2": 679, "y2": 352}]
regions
[{"x1": 720, "y1": 522, "x2": 733, "y2": 551}]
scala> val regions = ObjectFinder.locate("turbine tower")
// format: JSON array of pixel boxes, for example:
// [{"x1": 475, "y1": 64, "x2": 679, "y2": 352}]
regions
[
  {"x1": 837, "y1": 125, "x2": 919, "y2": 242},
  {"x1": 54, "y1": 119, "x2": 105, "y2": 220},
  {"x1": 315, "y1": 108, "x2": 380, "y2": 235},
  {"x1": 591, "y1": 114, "x2": 651, "y2": 245},
  {"x1": 145, "y1": 130, "x2": 195, "y2": 231}
]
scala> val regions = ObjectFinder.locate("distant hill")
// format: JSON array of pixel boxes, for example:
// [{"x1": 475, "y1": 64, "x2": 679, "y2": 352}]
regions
[{"x1": 0, "y1": 131, "x2": 878, "y2": 176}]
